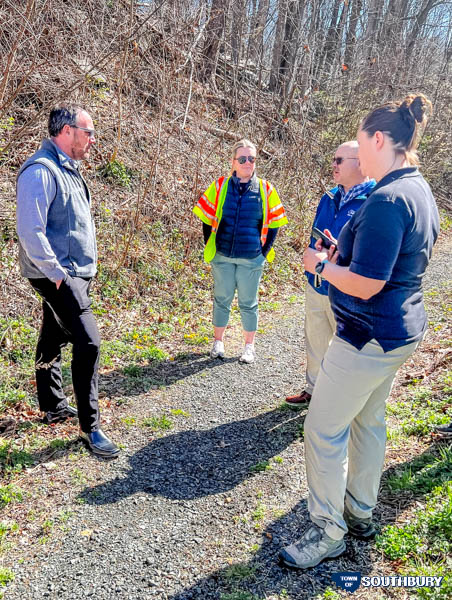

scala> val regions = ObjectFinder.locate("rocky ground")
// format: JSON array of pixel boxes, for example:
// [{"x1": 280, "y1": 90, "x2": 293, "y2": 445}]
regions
[{"x1": 2, "y1": 236, "x2": 451, "y2": 600}]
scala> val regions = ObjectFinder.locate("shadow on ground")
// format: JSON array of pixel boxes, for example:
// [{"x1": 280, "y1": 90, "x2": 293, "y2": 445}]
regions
[
  {"x1": 99, "y1": 352, "x2": 239, "y2": 399},
  {"x1": 80, "y1": 408, "x2": 306, "y2": 503},
  {"x1": 79, "y1": 405, "x2": 376, "y2": 597},
  {"x1": 164, "y1": 497, "x2": 375, "y2": 600},
  {"x1": 78, "y1": 406, "x2": 449, "y2": 598},
  {"x1": 164, "y1": 443, "x2": 450, "y2": 599}
]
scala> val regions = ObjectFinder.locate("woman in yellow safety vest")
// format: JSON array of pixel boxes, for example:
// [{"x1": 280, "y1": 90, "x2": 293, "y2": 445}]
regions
[{"x1": 193, "y1": 138, "x2": 288, "y2": 363}]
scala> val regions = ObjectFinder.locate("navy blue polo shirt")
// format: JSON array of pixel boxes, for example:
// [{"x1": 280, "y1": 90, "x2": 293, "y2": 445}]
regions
[{"x1": 329, "y1": 168, "x2": 439, "y2": 351}]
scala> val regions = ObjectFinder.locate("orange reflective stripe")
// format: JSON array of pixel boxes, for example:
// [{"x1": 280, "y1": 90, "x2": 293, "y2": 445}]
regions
[
  {"x1": 259, "y1": 178, "x2": 270, "y2": 245},
  {"x1": 269, "y1": 206, "x2": 285, "y2": 218},
  {"x1": 216, "y1": 176, "x2": 225, "y2": 196},
  {"x1": 201, "y1": 194, "x2": 215, "y2": 211},
  {"x1": 196, "y1": 203, "x2": 215, "y2": 222},
  {"x1": 197, "y1": 196, "x2": 216, "y2": 215}
]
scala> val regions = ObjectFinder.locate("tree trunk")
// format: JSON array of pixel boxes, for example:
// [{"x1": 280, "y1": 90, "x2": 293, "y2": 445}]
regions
[
  {"x1": 279, "y1": 1, "x2": 306, "y2": 86},
  {"x1": 269, "y1": 0, "x2": 288, "y2": 91},
  {"x1": 202, "y1": 0, "x2": 228, "y2": 81},
  {"x1": 231, "y1": 0, "x2": 247, "y2": 65},
  {"x1": 249, "y1": 0, "x2": 270, "y2": 64},
  {"x1": 343, "y1": 0, "x2": 363, "y2": 69},
  {"x1": 321, "y1": 0, "x2": 345, "y2": 74},
  {"x1": 365, "y1": 0, "x2": 385, "y2": 57},
  {"x1": 406, "y1": 0, "x2": 438, "y2": 61}
]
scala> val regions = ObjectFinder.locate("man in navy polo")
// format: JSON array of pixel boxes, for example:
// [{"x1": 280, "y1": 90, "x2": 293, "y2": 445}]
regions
[{"x1": 286, "y1": 141, "x2": 375, "y2": 406}]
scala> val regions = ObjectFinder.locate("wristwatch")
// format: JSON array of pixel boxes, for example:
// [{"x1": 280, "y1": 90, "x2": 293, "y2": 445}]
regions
[{"x1": 315, "y1": 258, "x2": 329, "y2": 275}]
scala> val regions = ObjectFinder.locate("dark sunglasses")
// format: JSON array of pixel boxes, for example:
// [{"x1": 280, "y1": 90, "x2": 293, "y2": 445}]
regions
[
  {"x1": 235, "y1": 155, "x2": 256, "y2": 164},
  {"x1": 332, "y1": 156, "x2": 358, "y2": 165}
]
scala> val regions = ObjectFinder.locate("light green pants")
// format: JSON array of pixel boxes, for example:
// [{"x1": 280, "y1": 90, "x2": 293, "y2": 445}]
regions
[
  {"x1": 304, "y1": 282, "x2": 336, "y2": 394},
  {"x1": 305, "y1": 335, "x2": 420, "y2": 540},
  {"x1": 211, "y1": 252, "x2": 266, "y2": 332}
]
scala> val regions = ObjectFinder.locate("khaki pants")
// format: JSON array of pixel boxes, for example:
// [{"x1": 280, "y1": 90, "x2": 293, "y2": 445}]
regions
[
  {"x1": 304, "y1": 283, "x2": 336, "y2": 394},
  {"x1": 305, "y1": 335, "x2": 420, "y2": 540}
]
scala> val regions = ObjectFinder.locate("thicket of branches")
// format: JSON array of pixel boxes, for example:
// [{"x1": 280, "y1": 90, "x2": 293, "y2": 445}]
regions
[{"x1": 0, "y1": 0, "x2": 451, "y2": 318}]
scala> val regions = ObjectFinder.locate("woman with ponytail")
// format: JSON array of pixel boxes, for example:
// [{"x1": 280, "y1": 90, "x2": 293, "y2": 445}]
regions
[{"x1": 280, "y1": 94, "x2": 440, "y2": 569}]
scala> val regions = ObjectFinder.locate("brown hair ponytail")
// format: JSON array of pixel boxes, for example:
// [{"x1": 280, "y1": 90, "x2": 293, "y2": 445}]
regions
[{"x1": 361, "y1": 93, "x2": 432, "y2": 165}]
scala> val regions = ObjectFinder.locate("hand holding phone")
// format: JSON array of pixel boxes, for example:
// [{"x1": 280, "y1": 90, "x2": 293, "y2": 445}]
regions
[{"x1": 311, "y1": 227, "x2": 337, "y2": 249}]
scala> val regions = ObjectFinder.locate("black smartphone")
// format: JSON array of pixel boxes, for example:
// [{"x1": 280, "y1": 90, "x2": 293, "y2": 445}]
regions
[{"x1": 311, "y1": 227, "x2": 336, "y2": 249}]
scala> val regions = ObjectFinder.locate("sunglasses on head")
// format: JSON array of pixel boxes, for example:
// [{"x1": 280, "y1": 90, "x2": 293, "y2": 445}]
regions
[
  {"x1": 235, "y1": 155, "x2": 256, "y2": 164},
  {"x1": 332, "y1": 156, "x2": 358, "y2": 165}
]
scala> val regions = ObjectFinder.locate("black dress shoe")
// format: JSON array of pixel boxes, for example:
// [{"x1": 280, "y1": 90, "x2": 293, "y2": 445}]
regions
[
  {"x1": 44, "y1": 405, "x2": 78, "y2": 424},
  {"x1": 80, "y1": 429, "x2": 120, "y2": 458}
]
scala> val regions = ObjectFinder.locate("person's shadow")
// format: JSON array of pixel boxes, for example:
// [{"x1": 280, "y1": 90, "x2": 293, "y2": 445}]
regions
[
  {"x1": 80, "y1": 407, "x2": 306, "y2": 504},
  {"x1": 164, "y1": 498, "x2": 375, "y2": 599},
  {"x1": 98, "y1": 352, "x2": 238, "y2": 399},
  {"x1": 164, "y1": 443, "x2": 449, "y2": 599},
  {"x1": 80, "y1": 406, "x2": 376, "y2": 597}
]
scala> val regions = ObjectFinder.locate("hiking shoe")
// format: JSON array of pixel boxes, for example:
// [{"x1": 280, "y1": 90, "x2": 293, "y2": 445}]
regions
[
  {"x1": 344, "y1": 506, "x2": 377, "y2": 540},
  {"x1": 210, "y1": 340, "x2": 225, "y2": 359},
  {"x1": 285, "y1": 390, "x2": 311, "y2": 408},
  {"x1": 43, "y1": 404, "x2": 78, "y2": 424},
  {"x1": 279, "y1": 524, "x2": 346, "y2": 569},
  {"x1": 239, "y1": 343, "x2": 255, "y2": 364},
  {"x1": 433, "y1": 422, "x2": 452, "y2": 439}
]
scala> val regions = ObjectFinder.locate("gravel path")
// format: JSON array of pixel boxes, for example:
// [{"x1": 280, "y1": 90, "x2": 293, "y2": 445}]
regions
[{"x1": 5, "y1": 236, "x2": 452, "y2": 600}]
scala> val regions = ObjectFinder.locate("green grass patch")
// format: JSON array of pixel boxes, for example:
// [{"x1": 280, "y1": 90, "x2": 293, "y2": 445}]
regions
[
  {"x1": 170, "y1": 409, "x2": 190, "y2": 417},
  {"x1": 141, "y1": 414, "x2": 173, "y2": 431},
  {"x1": 376, "y1": 481, "x2": 451, "y2": 598},
  {"x1": 0, "y1": 520, "x2": 19, "y2": 554},
  {"x1": 98, "y1": 159, "x2": 133, "y2": 188},
  {"x1": 385, "y1": 446, "x2": 452, "y2": 494},
  {"x1": 0, "y1": 317, "x2": 37, "y2": 410},
  {"x1": 0, "y1": 440, "x2": 34, "y2": 478},
  {"x1": 259, "y1": 300, "x2": 281, "y2": 311},
  {"x1": 0, "y1": 317, "x2": 36, "y2": 363},
  {"x1": 251, "y1": 502, "x2": 266, "y2": 523},
  {"x1": 439, "y1": 209, "x2": 452, "y2": 232},
  {"x1": 0, "y1": 568, "x2": 14, "y2": 588},
  {"x1": 387, "y1": 385, "x2": 451, "y2": 437},
  {"x1": 183, "y1": 332, "x2": 209, "y2": 345},
  {"x1": 223, "y1": 563, "x2": 257, "y2": 583},
  {"x1": 220, "y1": 593, "x2": 258, "y2": 600},
  {"x1": 315, "y1": 589, "x2": 341, "y2": 600},
  {"x1": 249, "y1": 460, "x2": 272, "y2": 473},
  {"x1": 0, "y1": 485, "x2": 23, "y2": 509},
  {"x1": 101, "y1": 335, "x2": 167, "y2": 369}
]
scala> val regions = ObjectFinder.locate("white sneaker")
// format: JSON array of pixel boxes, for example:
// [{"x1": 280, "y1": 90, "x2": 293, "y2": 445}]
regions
[
  {"x1": 210, "y1": 340, "x2": 225, "y2": 359},
  {"x1": 239, "y1": 343, "x2": 255, "y2": 364}
]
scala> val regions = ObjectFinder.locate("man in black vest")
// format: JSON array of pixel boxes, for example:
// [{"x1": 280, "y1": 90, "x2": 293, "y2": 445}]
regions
[{"x1": 16, "y1": 104, "x2": 119, "y2": 458}]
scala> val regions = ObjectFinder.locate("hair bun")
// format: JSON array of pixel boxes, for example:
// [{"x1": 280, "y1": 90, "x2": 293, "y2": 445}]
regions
[{"x1": 402, "y1": 94, "x2": 432, "y2": 124}]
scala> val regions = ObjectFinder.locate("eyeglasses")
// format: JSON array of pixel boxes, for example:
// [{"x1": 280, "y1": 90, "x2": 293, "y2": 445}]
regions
[
  {"x1": 332, "y1": 156, "x2": 358, "y2": 165},
  {"x1": 235, "y1": 155, "x2": 256, "y2": 164},
  {"x1": 71, "y1": 125, "x2": 96, "y2": 140}
]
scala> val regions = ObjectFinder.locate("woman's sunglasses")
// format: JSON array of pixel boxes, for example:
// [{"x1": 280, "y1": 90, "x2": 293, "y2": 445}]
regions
[{"x1": 235, "y1": 156, "x2": 256, "y2": 164}]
